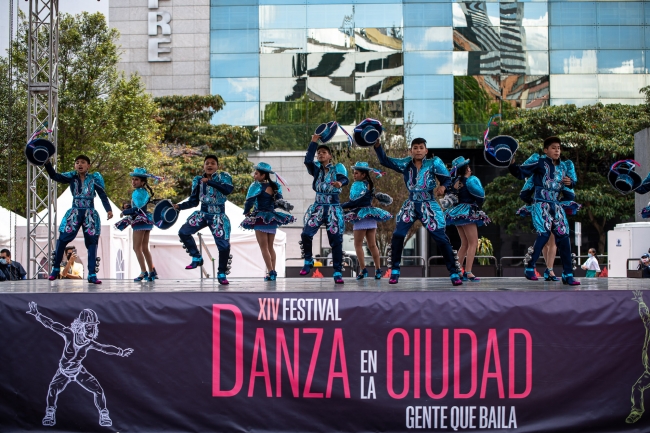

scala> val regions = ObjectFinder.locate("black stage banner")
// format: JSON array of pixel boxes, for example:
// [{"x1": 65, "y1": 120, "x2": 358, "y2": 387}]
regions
[{"x1": 1, "y1": 290, "x2": 649, "y2": 432}]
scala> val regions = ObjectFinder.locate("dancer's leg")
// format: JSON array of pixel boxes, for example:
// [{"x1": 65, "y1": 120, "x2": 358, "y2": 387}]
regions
[
  {"x1": 354, "y1": 229, "x2": 367, "y2": 270},
  {"x1": 366, "y1": 229, "x2": 381, "y2": 272},
  {"x1": 456, "y1": 225, "x2": 469, "y2": 270},
  {"x1": 463, "y1": 224, "x2": 479, "y2": 274},
  {"x1": 255, "y1": 230, "x2": 273, "y2": 272},
  {"x1": 141, "y1": 230, "x2": 154, "y2": 271},
  {"x1": 267, "y1": 233, "x2": 276, "y2": 270},
  {"x1": 132, "y1": 230, "x2": 146, "y2": 273}
]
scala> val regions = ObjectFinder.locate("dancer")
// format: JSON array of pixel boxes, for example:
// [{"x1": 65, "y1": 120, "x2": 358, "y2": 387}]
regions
[
  {"x1": 241, "y1": 162, "x2": 295, "y2": 281},
  {"x1": 300, "y1": 133, "x2": 349, "y2": 284},
  {"x1": 44, "y1": 155, "x2": 113, "y2": 284},
  {"x1": 508, "y1": 136, "x2": 580, "y2": 285},
  {"x1": 635, "y1": 171, "x2": 650, "y2": 218},
  {"x1": 115, "y1": 168, "x2": 161, "y2": 282},
  {"x1": 374, "y1": 138, "x2": 462, "y2": 286},
  {"x1": 340, "y1": 162, "x2": 393, "y2": 280},
  {"x1": 444, "y1": 156, "x2": 490, "y2": 282},
  {"x1": 173, "y1": 155, "x2": 233, "y2": 285}
]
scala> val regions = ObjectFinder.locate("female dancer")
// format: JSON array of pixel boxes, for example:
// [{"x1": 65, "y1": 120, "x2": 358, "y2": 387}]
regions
[
  {"x1": 341, "y1": 162, "x2": 392, "y2": 280},
  {"x1": 116, "y1": 168, "x2": 160, "y2": 282},
  {"x1": 242, "y1": 162, "x2": 295, "y2": 281},
  {"x1": 444, "y1": 157, "x2": 490, "y2": 282}
]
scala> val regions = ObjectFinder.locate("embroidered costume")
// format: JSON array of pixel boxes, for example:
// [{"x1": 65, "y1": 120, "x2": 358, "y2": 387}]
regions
[
  {"x1": 374, "y1": 144, "x2": 460, "y2": 283},
  {"x1": 636, "y1": 173, "x2": 650, "y2": 218},
  {"x1": 445, "y1": 175, "x2": 490, "y2": 227},
  {"x1": 44, "y1": 162, "x2": 111, "y2": 283},
  {"x1": 341, "y1": 180, "x2": 392, "y2": 230},
  {"x1": 115, "y1": 188, "x2": 154, "y2": 232},
  {"x1": 508, "y1": 153, "x2": 579, "y2": 284},
  {"x1": 241, "y1": 181, "x2": 295, "y2": 233},
  {"x1": 177, "y1": 172, "x2": 234, "y2": 279}
]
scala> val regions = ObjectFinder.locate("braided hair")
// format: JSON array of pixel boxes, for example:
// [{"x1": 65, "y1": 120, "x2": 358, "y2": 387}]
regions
[
  {"x1": 259, "y1": 171, "x2": 279, "y2": 199},
  {"x1": 136, "y1": 176, "x2": 155, "y2": 204},
  {"x1": 357, "y1": 170, "x2": 374, "y2": 193}
]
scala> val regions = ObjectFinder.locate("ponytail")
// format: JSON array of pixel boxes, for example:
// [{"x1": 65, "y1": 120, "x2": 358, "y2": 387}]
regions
[
  {"x1": 137, "y1": 176, "x2": 155, "y2": 204},
  {"x1": 261, "y1": 172, "x2": 279, "y2": 199}
]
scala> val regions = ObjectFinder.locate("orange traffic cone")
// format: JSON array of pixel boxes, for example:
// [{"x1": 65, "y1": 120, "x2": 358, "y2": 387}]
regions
[
  {"x1": 383, "y1": 269, "x2": 391, "y2": 278},
  {"x1": 312, "y1": 268, "x2": 324, "y2": 278},
  {"x1": 535, "y1": 269, "x2": 541, "y2": 278}
]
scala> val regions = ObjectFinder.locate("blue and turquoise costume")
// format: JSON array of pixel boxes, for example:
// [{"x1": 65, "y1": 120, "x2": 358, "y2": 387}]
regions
[
  {"x1": 115, "y1": 168, "x2": 158, "y2": 232},
  {"x1": 177, "y1": 172, "x2": 234, "y2": 275},
  {"x1": 445, "y1": 162, "x2": 491, "y2": 227},
  {"x1": 341, "y1": 179, "x2": 392, "y2": 225},
  {"x1": 635, "y1": 173, "x2": 650, "y2": 218},
  {"x1": 374, "y1": 144, "x2": 460, "y2": 279},
  {"x1": 44, "y1": 162, "x2": 112, "y2": 281},
  {"x1": 508, "y1": 154, "x2": 578, "y2": 281},
  {"x1": 301, "y1": 140, "x2": 349, "y2": 276},
  {"x1": 242, "y1": 182, "x2": 295, "y2": 232},
  {"x1": 517, "y1": 159, "x2": 581, "y2": 218}
]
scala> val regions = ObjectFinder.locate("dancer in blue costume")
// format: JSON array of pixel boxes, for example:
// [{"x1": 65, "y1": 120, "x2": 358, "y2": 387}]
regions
[
  {"x1": 115, "y1": 168, "x2": 162, "y2": 282},
  {"x1": 508, "y1": 136, "x2": 580, "y2": 285},
  {"x1": 341, "y1": 162, "x2": 393, "y2": 280},
  {"x1": 44, "y1": 155, "x2": 113, "y2": 284},
  {"x1": 635, "y1": 172, "x2": 650, "y2": 218},
  {"x1": 300, "y1": 133, "x2": 349, "y2": 284},
  {"x1": 173, "y1": 155, "x2": 233, "y2": 285},
  {"x1": 242, "y1": 162, "x2": 296, "y2": 281},
  {"x1": 444, "y1": 156, "x2": 490, "y2": 282},
  {"x1": 374, "y1": 138, "x2": 462, "y2": 286}
]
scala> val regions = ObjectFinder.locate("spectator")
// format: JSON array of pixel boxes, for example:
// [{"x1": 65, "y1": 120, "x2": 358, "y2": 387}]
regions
[
  {"x1": 581, "y1": 248, "x2": 601, "y2": 278},
  {"x1": 0, "y1": 249, "x2": 26, "y2": 280},
  {"x1": 639, "y1": 254, "x2": 650, "y2": 278},
  {"x1": 61, "y1": 246, "x2": 84, "y2": 279}
]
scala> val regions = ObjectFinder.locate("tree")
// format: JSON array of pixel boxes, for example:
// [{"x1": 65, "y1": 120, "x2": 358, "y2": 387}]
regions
[{"x1": 483, "y1": 101, "x2": 650, "y2": 253}]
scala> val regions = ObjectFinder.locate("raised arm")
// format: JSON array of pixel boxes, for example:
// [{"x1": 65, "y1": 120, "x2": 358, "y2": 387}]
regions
[
  {"x1": 177, "y1": 177, "x2": 201, "y2": 210},
  {"x1": 206, "y1": 172, "x2": 234, "y2": 196},
  {"x1": 44, "y1": 161, "x2": 74, "y2": 184},
  {"x1": 374, "y1": 143, "x2": 407, "y2": 174},
  {"x1": 26, "y1": 302, "x2": 67, "y2": 336},
  {"x1": 508, "y1": 154, "x2": 542, "y2": 180},
  {"x1": 304, "y1": 140, "x2": 319, "y2": 177}
]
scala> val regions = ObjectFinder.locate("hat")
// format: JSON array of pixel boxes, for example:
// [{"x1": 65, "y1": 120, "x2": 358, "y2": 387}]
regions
[
  {"x1": 484, "y1": 136, "x2": 518, "y2": 168},
  {"x1": 351, "y1": 161, "x2": 384, "y2": 178},
  {"x1": 314, "y1": 121, "x2": 339, "y2": 144},
  {"x1": 608, "y1": 160, "x2": 643, "y2": 194},
  {"x1": 353, "y1": 118, "x2": 383, "y2": 147},
  {"x1": 25, "y1": 138, "x2": 56, "y2": 166},
  {"x1": 450, "y1": 156, "x2": 470, "y2": 175},
  {"x1": 153, "y1": 199, "x2": 179, "y2": 230},
  {"x1": 253, "y1": 162, "x2": 274, "y2": 174},
  {"x1": 78, "y1": 309, "x2": 100, "y2": 324},
  {"x1": 129, "y1": 167, "x2": 163, "y2": 183}
]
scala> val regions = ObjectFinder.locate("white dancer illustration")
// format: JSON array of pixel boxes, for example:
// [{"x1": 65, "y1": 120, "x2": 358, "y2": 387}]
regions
[
  {"x1": 26, "y1": 302, "x2": 134, "y2": 427},
  {"x1": 627, "y1": 290, "x2": 650, "y2": 424}
]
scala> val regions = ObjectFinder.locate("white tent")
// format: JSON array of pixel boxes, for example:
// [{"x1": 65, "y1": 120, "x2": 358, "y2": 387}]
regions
[
  {"x1": 0, "y1": 206, "x2": 27, "y2": 258},
  {"x1": 148, "y1": 200, "x2": 287, "y2": 279}
]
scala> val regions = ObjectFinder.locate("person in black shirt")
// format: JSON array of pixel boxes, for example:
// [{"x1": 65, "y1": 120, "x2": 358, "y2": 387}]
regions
[
  {"x1": 638, "y1": 253, "x2": 650, "y2": 278},
  {"x1": 0, "y1": 249, "x2": 26, "y2": 280}
]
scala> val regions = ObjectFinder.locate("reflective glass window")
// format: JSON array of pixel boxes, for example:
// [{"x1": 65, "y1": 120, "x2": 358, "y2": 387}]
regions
[
  {"x1": 211, "y1": 30, "x2": 259, "y2": 53},
  {"x1": 597, "y1": 2, "x2": 643, "y2": 26},
  {"x1": 405, "y1": 100, "x2": 453, "y2": 124},
  {"x1": 453, "y1": 4, "x2": 467, "y2": 27},
  {"x1": 598, "y1": 75, "x2": 646, "y2": 98},
  {"x1": 549, "y1": 26, "x2": 597, "y2": 50},
  {"x1": 549, "y1": 74, "x2": 598, "y2": 99},
  {"x1": 307, "y1": 29, "x2": 356, "y2": 52},
  {"x1": 307, "y1": 77, "x2": 356, "y2": 101},
  {"x1": 486, "y1": 4, "x2": 500, "y2": 27},
  {"x1": 404, "y1": 27, "x2": 452, "y2": 51},
  {"x1": 307, "y1": 53, "x2": 355, "y2": 77},
  {"x1": 211, "y1": 102, "x2": 260, "y2": 126},
  {"x1": 211, "y1": 78, "x2": 259, "y2": 102},
  {"x1": 211, "y1": 54, "x2": 260, "y2": 77},
  {"x1": 212, "y1": 0, "x2": 257, "y2": 5},
  {"x1": 261, "y1": 54, "x2": 308, "y2": 78},
  {"x1": 404, "y1": 75, "x2": 453, "y2": 100},
  {"x1": 211, "y1": 6, "x2": 258, "y2": 30},
  {"x1": 599, "y1": 99, "x2": 645, "y2": 106},
  {"x1": 354, "y1": 4, "x2": 403, "y2": 28},
  {"x1": 404, "y1": 52, "x2": 453, "y2": 75},
  {"x1": 522, "y1": 27, "x2": 548, "y2": 51},
  {"x1": 597, "y1": 50, "x2": 644, "y2": 74},
  {"x1": 526, "y1": 51, "x2": 548, "y2": 75},
  {"x1": 646, "y1": 4, "x2": 650, "y2": 26},
  {"x1": 454, "y1": 27, "x2": 500, "y2": 52},
  {"x1": 404, "y1": 4, "x2": 452, "y2": 27},
  {"x1": 522, "y1": 3, "x2": 548, "y2": 26},
  {"x1": 260, "y1": 78, "x2": 307, "y2": 101},
  {"x1": 410, "y1": 124, "x2": 454, "y2": 149},
  {"x1": 646, "y1": 28, "x2": 650, "y2": 50},
  {"x1": 355, "y1": 28, "x2": 403, "y2": 52},
  {"x1": 260, "y1": 29, "x2": 307, "y2": 53},
  {"x1": 305, "y1": 5, "x2": 354, "y2": 29},
  {"x1": 549, "y1": 50, "x2": 597, "y2": 74},
  {"x1": 356, "y1": 76, "x2": 403, "y2": 100},
  {"x1": 355, "y1": 52, "x2": 403, "y2": 76},
  {"x1": 452, "y1": 3, "x2": 499, "y2": 27},
  {"x1": 259, "y1": 5, "x2": 307, "y2": 29},
  {"x1": 549, "y1": 2, "x2": 595, "y2": 26},
  {"x1": 260, "y1": 102, "x2": 306, "y2": 126},
  {"x1": 597, "y1": 26, "x2": 643, "y2": 50},
  {"x1": 261, "y1": 0, "x2": 306, "y2": 3},
  {"x1": 550, "y1": 99, "x2": 597, "y2": 108}
]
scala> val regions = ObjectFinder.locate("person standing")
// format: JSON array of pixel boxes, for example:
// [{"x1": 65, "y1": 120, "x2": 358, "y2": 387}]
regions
[
  {"x1": 0, "y1": 249, "x2": 26, "y2": 280},
  {"x1": 581, "y1": 248, "x2": 601, "y2": 277},
  {"x1": 61, "y1": 247, "x2": 83, "y2": 279}
]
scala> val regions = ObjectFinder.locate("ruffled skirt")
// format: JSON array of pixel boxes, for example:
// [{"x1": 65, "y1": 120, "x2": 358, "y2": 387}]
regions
[
  {"x1": 445, "y1": 203, "x2": 491, "y2": 227},
  {"x1": 344, "y1": 207, "x2": 393, "y2": 223},
  {"x1": 240, "y1": 210, "x2": 295, "y2": 230},
  {"x1": 115, "y1": 212, "x2": 154, "y2": 232}
]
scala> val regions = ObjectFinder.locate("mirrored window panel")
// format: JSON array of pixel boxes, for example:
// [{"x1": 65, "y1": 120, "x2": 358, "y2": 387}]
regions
[
  {"x1": 212, "y1": 0, "x2": 257, "y2": 5},
  {"x1": 404, "y1": 27, "x2": 453, "y2": 51},
  {"x1": 259, "y1": 5, "x2": 307, "y2": 29},
  {"x1": 597, "y1": 50, "x2": 644, "y2": 74},
  {"x1": 597, "y1": 26, "x2": 644, "y2": 50},
  {"x1": 550, "y1": 99, "x2": 597, "y2": 107},
  {"x1": 211, "y1": 78, "x2": 259, "y2": 102},
  {"x1": 211, "y1": 54, "x2": 260, "y2": 77},
  {"x1": 210, "y1": 6, "x2": 259, "y2": 30},
  {"x1": 260, "y1": 54, "x2": 307, "y2": 78},
  {"x1": 465, "y1": 51, "x2": 500, "y2": 75},
  {"x1": 501, "y1": 75, "x2": 549, "y2": 108},
  {"x1": 307, "y1": 29, "x2": 356, "y2": 52},
  {"x1": 355, "y1": 76, "x2": 403, "y2": 100},
  {"x1": 305, "y1": 4, "x2": 354, "y2": 29},
  {"x1": 549, "y1": 74, "x2": 598, "y2": 99},
  {"x1": 258, "y1": 124, "x2": 310, "y2": 152},
  {"x1": 404, "y1": 3, "x2": 453, "y2": 27},
  {"x1": 454, "y1": 27, "x2": 500, "y2": 52},
  {"x1": 404, "y1": 52, "x2": 453, "y2": 75},
  {"x1": 598, "y1": 75, "x2": 646, "y2": 98},
  {"x1": 307, "y1": 77, "x2": 356, "y2": 101},
  {"x1": 307, "y1": 53, "x2": 355, "y2": 77},
  {"x1": 354, "y1": 4, "x2": 404, "y2": 28},
  {"x1": 260, "y1": 29, "x2": 307, "y2": 53},
  {"x1": 525, "y1": 51, "x2": 548, "y2": 75},
  {"x1": 550, "y1": 50, "x2": 597, "y2": 74},
  {"x1": 355, "y1": 52, "x2": 403, "y2": 76},
  {"x1": 522, "y1": 27, "x2": 548, "y2": 51},
  {"x1": 598, "y1": 99, "x2": 645, "y2": 106},
  {"x1": 211, "y1": 101, "x2": 260, "y2": 126},
  {"x1": 405, "y1": 75, "x2": 453, "y2": 100},
  {"x1": 410, "y1": 124, "x2": 454, "y2": 149},
  {"x1": 354, "y1": 28, "x2": 403, "y2": 52},
  {"x1": 211, "y1": 30, "x2": 259, "y2": 53},
  {"x1": 453, "y1": 51, "x2": 470, "y2": 75},
  {"x1": 453, "y1": 3, "x2": 500, "y2": 28},
  {"x1": 260, "y1": 0, "x2": 306, "y2": 4},
  {"x1": 597, "y1": 2, "x2": 643, "y2": 26},
  {"x1": 521, "y1": 3, "x2": 547, "y2": 26},
  {"x1": 260, "y1": 78, "x2": 307, "y2": 101},
  {"x1": 646, "y1": 4, "x2": 650, "y2": 26},
  {"x1": 549, "y1": 2, "x2": 595, "y2": 26},
  {"x1": 454, "y1": 75, "x2": 500, "y2": 101},
  {"x1": 405, "y1": 100, "x2": 453, "y2": 124},
  {"x1": 260, "y1": 101, "x2": 306, "y2": 125},
  {"x1": 549, "y1": 26, "x2": 597, "y2": 50}
]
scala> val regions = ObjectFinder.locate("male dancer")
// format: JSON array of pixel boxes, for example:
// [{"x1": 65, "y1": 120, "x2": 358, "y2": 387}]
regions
[
  {"x1": 300, "y1": 133, "x2": 349, "y2": 284},
  {"x1": 374, "y1": 138, "x2": 462, "y2": 286},
  {"x1": 174, "y1": 155, "x2": 234, "y2": 285},
  {"x1": 44, "y1": 156, "x2": 113, "y2": 284}
]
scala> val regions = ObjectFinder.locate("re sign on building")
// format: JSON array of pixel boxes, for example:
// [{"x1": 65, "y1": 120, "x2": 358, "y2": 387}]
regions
[{"x1": 148, "y1": 0, "x2": 171, "y2": 62}]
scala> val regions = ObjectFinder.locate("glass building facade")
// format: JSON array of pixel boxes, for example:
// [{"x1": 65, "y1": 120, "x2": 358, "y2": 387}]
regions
[{"x1": 210, "y1": 0, "x2": 650, "y2": 149}]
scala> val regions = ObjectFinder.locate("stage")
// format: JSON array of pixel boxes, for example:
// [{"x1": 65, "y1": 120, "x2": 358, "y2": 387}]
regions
[{"x1": 0, "y1": 276, "x2": 647, "y2": 293}]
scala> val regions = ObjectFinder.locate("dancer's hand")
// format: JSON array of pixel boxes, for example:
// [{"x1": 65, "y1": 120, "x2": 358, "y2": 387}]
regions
[
  {"x1": 434, "y1": 186, "x2": 446, "y2": 196},
  {"x1": 173, "y1": 204, "x2": 180, "y2": 210},
  {"x1": 632, "y1": 290, "x2": 644, "y2": 304},
  {"x1": 26, "y1": 301, "x2": 39, "y2": 316},
  {"x1": 201, "y1": 177, "x2": 209, "y2": 183},
  {"x1": 107, "y1": 211, "x2": 113, "y2": 220},
  {"x1": 562, "y1": 176, "x2": 572, "y2": 185},
  {"x1": 331, "y1": 181, "x2": 342, "y2": 188},
  {"x1": 374, "y1": 138, "x2": 381, "y2": 148},
  {"x1": 312, "y1": 134, "x2": 321, "y2": 143},
  {"x1": 510, "y1": 156, "x2": 516, "y2": 165},
  {"x1": 453, "y1": 179, "x2": 462, "y2": 190},
  {"x1": 120, "y1": 348, "x2": 134, "y2": 357}
]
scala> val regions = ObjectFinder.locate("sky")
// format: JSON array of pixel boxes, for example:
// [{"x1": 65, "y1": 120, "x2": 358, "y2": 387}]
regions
[{"x1": 0, "y1": 0, "x2": 109, "y2": 56}]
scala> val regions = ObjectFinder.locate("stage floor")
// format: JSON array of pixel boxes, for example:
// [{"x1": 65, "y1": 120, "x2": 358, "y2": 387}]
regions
[{"x1": 0, "y1": 277, "x2": 648, "y2": 293}]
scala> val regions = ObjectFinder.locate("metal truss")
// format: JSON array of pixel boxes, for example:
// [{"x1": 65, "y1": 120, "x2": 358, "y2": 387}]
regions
[{"x1": 26, "y1": 0, "x2": 58, "y2": 279}]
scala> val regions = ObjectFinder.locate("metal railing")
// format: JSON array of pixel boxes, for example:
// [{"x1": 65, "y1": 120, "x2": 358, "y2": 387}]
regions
[
  {"x1": 286, "y1": 256, "x2": 354, "y2": 268},
  {"x1": 499, "y1": 255, "x2": 608, "y2": 277}
]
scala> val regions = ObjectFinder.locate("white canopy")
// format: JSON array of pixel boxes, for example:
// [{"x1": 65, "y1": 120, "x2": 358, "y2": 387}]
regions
[{"x1": 0, "y1": 206, "x2": 27, "y2": 258}]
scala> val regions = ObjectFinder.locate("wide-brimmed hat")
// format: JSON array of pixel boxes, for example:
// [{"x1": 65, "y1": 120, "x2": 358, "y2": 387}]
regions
[
  {"x1": 253, "y1": 162, "x2": 274, "y2": 174},
  {"x1": 484, "y1": 136, "x2": 518, "y2": 168},
  {"x1": 608, "y1": 160, "x2": 643, "y2": 194},
  {"x1": 153, "y1": 199, "x2": 179, "y2": 230},
  {"x1": 450, "y1": 156, "x2": 470, "y2": 175},
  {"x1": 351, "y1": 161, "x2": 384, "y2": 178},
  {"x1": 25, "y1": 138, "x2": 56, "y2": 166},
  {"x1": 353, "y1": 118, "x2": 383, "y2": 147},
  {"x1": 315, "y1": 121, "x2": 339, "y2": 144}
]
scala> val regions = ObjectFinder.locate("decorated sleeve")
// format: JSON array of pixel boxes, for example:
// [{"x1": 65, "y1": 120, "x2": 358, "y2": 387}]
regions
[
  {"x1": 636, "y1": 172, "x2": 650, "y2": 195},
  {"x1": 341, "y1": 181, "x2": 370, "y2": 209},
  {"x1": 243, "y1": 182, "x2": 262, "y2": 214},
  {"x1": 465, "y1": 176, "x2": 485, "y2": 206},
  {"x1": 92, "y1": 172, "x2": 112, "y2": 213},
  {"x1": 43, "y1": 162, "x2": 74, "y2": 184},
  {"x1": 562, "y1": 160, "x2": 577, "y2": 185},
  {"x1": 508, "y1": 153, "x2": 541, "y2": 180},
  {"x1": 374, "y1": 144, "x2": 408, "y2": 174},
  {"x1": 334, "y1": 163, "x2": 349, "y2": 186},
  {"x1": 304, "y1": 141, "x2": 319, "y2": 176},
  {"x1": 123, "y1": 188, "x2": 150, "y2": 215},
  {"x1": 178, "y1": 176, "x2": 202, "y2": 210},
  {"x1": 431, "y1": 157, "x2": 451, "y2": 188},
  {"x1": 206, "y1": 172, "x2": 234, "y2": 196}
]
